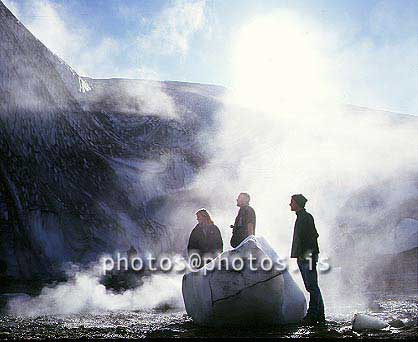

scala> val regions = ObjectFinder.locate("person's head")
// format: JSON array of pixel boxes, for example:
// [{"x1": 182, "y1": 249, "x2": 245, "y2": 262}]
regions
[
  {"x1": 195, "y1": 208, "x2": 214, "y2": 225},
  {"x1": 290, "y1": 194, "x2": 308, "y2": 212},
  {"x1": 236, "y1": 192, "x2": 250, "y2": 207}
]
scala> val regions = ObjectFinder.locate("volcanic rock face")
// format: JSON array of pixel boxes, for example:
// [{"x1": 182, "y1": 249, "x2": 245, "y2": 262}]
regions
[{"x1": 0, "y1": 1, "x2": 224, "y2": 279}]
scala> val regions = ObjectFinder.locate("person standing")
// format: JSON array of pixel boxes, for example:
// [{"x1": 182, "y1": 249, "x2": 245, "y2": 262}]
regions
[
  {"x1": 230, "y1": 192, "x2": 256, "y2": 248},
  {"x1": 290, "y1": 194, "x2": 325, "y2": 324},
  {"x1": 187, "y1": 208, "x2": 223, "y2": 269}
]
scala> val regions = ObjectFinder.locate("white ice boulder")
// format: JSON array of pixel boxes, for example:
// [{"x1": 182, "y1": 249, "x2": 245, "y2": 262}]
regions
[
  {"x1": 352, "y1": 313, "x2": 389, "y2": 331},
  {"x1": 182, "y1": 236, "x2": 306, "y2": 327}
]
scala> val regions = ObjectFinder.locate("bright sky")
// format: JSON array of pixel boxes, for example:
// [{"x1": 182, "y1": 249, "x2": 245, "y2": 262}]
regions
[{"x1": 3, "y1": 0, "x2": 418, "y2": 114}]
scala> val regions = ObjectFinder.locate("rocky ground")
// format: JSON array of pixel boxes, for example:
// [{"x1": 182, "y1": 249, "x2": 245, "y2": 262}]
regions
[{"x1": 0, "y1": 295, "x2": 416, "y2": 338}]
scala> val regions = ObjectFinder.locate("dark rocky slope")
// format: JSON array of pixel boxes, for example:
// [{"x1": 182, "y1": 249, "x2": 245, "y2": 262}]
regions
[{"x1": 0, "y1": 1, "x2": 224, "y2": 279}]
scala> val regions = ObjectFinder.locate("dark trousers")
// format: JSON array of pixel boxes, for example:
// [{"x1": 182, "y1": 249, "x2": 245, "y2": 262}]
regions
[{"x1": 297, "y1": 258, "x2": 325, "y2": 318}]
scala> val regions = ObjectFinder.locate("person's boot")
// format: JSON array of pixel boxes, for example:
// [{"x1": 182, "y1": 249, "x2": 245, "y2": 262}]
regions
[
  {"x1": 300, "y1": 313, "x2": 316, "y2": 325},
  {"x1": 314, "y1": 315, "x2": 326, "y2": 326}
]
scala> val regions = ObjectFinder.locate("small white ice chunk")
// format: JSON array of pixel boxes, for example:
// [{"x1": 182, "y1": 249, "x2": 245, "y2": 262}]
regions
[{"x1": 352, "y1": 313, "x2": 389, "y2": 331}]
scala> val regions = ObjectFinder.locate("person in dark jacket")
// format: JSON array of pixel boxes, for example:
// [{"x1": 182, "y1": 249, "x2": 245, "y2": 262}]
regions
[
  {"x1": 230, "y1": 192, "x2": 256, "y2": 248},
  {"x1": 187, "y1": 208, "x2": 223, "y2": 269},
  {"x1": 290, "y1": 194, "x2": 325, "y2": 324}
]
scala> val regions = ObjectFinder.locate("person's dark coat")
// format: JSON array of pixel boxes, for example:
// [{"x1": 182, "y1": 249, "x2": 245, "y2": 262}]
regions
[
  {"x1": 187, "y1": 223, "x2": 223, "y2": 268},
  {"x1": 290, "y1": 209, "x2": 320, "y2": 259},
  {"x1": 230, "y1": 205, "x2": 256, "y2": 248}
]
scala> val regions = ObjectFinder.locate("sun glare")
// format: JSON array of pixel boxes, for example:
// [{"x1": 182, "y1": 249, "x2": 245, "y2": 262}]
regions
[{"x1": 230, "y1": 11, "x2": 332, "y2": 113}]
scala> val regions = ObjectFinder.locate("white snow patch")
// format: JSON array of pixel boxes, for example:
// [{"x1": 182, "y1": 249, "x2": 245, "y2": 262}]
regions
[{"x1": 78, "y1": 77, "x2": 91, "y2": 93}]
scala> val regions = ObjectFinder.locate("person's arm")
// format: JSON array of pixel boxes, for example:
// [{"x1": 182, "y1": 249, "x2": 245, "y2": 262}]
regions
[
  {"x1": 299, "y1": 214, "x2": 318, "y2": 259},
  {"x1": 230, "y1": 231, "x2": 240, "y2": 248},
  {"x1": 296, "y1": 216, "x2": 308, "y2": 260},
  {"x1": 187, "y1": 227, "x2": 198, "y2": 256},
  {"x1": 309, "y1": 214, "x2": 318, "y2": 235},
  {"x1": 248, "y1": 223, "x2": 255, "y2": 236},
  {"x1": 213, "y1": 225, "x2": 223, "y2": 254},
  {"x1": 246, "y1": 208, "x2": 256, "y2": 236}
]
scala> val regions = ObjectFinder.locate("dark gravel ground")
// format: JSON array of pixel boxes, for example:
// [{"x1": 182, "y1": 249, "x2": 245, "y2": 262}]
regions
[{"x1": 0, "y1": 295, "x2": 416, "y2": 339}]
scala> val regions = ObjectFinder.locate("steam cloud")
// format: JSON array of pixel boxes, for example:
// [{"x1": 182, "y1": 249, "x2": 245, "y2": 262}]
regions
[
  {"x1": 169, "y1": 9, "x2": 418, "y2": 304},
  {"x1": 7, "y1": 264, "x2": 184, "y2": 316}
]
